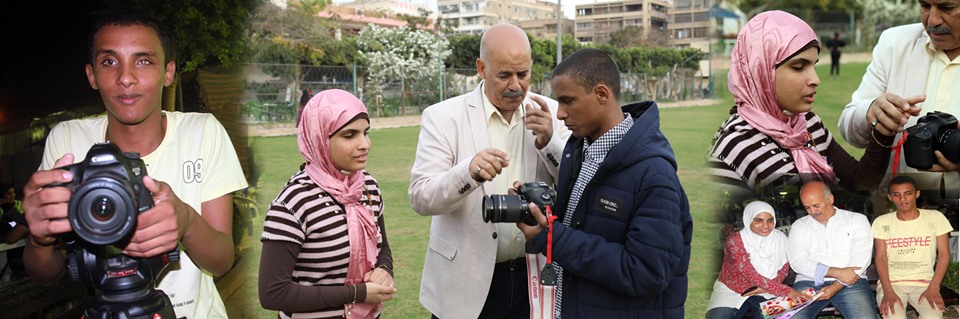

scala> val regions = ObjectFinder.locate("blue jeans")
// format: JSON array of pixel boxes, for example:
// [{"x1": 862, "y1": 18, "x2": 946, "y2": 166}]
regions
[
  {"x1": 705, "y1": 296, "x2": 766, "y2": 319},
  {"x1": 791, "y1": 279, "x2": 879, "y2": 319}
]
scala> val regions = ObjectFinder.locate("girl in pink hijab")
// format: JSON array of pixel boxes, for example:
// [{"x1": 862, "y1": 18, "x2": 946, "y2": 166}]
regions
[
  {"x1": 260, "y1": 89, "x2": 396, "y2": 319},
  {"x1": 707, "y1": 10, "x2": 893, "y2": 195}
]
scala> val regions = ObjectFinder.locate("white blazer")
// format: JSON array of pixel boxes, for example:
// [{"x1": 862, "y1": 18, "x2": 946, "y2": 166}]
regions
[
  {"x1": 838, "y1": 23, "x2": 957, "y2": 197},
  {"x1": 408, "y1": 83, "x2": 570, "y2": 318}
]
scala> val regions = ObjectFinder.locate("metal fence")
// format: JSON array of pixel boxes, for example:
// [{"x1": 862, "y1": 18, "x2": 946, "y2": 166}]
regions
[{"x1": 242, "y1": 63, "x2": 712, "y2": 123}]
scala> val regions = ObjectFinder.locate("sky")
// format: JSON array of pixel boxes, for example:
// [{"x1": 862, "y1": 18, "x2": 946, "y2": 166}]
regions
[{"x1": 335, "y1": 0, "x2": 598, "y2": 20}]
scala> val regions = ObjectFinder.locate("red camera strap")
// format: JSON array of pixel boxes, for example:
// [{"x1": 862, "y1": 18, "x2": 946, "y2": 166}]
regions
[
  {"x1": 892, "y1": 131, "x2": 908, "y2": 176},
  {"x1": 545, "y1": 206, "x2": 557, "y2": 264}
]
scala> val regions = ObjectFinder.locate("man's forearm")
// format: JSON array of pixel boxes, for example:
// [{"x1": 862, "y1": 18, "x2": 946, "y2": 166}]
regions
[
  {"x1": 23, "y1": 240, "x2": 66, "y2": 285},
  {"x1": 181, "y1": 203, "x2": 235, "y2": 276}
]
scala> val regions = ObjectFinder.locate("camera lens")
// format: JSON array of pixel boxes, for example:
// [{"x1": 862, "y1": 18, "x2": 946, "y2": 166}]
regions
[
  {"x1": 68, "y1": 175, "x2": 138, "y2": 246},
  {"x1": 92, "y1": 197, "x2": 115, "y2": 221},
  {"x1": 481, "y1": 195, "x2": 528, "y2": 223},
  {"x1": 940, "y1": 129, "x2": 960, "y2": 163}
]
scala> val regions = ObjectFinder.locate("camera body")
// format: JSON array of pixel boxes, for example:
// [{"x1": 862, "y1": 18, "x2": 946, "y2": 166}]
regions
[
  {"x1": 904, "y1": 111, "x2": 960, "y2": 170},
  {"x1": 47, "y1": 142, "x2": 177, "y2": 319},
  {"x1": 50, "y1": 142, "x2": 152, "y2": 246},
  {"x1": 482, "y1": 182, "x2": 556, "y2": 226}
]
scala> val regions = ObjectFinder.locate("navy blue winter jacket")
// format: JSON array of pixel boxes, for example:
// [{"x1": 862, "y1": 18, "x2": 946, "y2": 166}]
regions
[{"x1": 529, "y1": 101, "x2": 693, "y2": 318}]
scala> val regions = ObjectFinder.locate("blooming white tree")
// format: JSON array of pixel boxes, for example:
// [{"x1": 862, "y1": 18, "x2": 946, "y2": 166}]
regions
[
  {"x1": 857, "y1": 0, "x2": 919, "y2": 45},
  {"x1": 357, "y1": 24, "x2": 450, "y2": 116}
]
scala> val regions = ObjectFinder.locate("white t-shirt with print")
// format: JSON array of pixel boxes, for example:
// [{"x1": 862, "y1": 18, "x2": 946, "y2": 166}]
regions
[{"x1": 40, "y1": 111, "x2": 248, "y2": 319}]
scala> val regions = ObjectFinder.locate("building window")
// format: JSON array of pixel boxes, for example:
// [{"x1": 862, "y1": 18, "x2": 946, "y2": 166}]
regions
[
  {"x1": 675, "y1": 14, "x2": 692, "y2": 23},
  {"x1": 576, "y1": 22, "x2": 593, "y2": 29},
  {"x1": 694, "y1": 11, "x2": 709, "y2": 21},
  {"x1": 693, "y1": 27, "x2": 708, "y2": 37},
  {"x1": 626, "y1": 4, "x2": 642, "y2": 12}
]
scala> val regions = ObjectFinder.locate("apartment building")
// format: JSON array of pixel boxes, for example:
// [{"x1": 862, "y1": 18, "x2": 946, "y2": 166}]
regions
[
  {"x1": 519, "y1": 17, "x2": 574, "y2": 40},
  {"x1": 668, "y1": 0, "x2": 712, "y2": 49},
  {"x1": 573, "y1": 0, "x2": 669, "y2": 43},
  {"x1": 438, "y1": 0, "x2": 560, "y2": 35}
]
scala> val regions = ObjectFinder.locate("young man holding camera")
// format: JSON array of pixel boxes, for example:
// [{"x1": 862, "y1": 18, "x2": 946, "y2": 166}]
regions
[
  {"x1": 516, "y1": 48, "x2": 692, "y2": 318},
  {"x1": 21, "y1": 10, "x2": 246, "y2": 318}
]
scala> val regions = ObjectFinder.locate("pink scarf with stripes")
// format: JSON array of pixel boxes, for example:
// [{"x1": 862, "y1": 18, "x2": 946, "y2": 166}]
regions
[{"x1": 728, "y1": 10, "x2": 836, "y2": 182}]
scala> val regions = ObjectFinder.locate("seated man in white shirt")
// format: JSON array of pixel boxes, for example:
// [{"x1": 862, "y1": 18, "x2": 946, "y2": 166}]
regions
[{"x1": 788, "y1": 181, "x2": 878, "y2": 319}]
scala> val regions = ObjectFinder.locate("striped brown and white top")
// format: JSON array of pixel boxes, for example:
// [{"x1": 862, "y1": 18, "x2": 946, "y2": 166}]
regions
[
  {"x1": 706, "y1": 112, "x2": 835, "y2": 194},
  {"x1": 262, "y1": 170, "x2": 384, "y2": 319}
]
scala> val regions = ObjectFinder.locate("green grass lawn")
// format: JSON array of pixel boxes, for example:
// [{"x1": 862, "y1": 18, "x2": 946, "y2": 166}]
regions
[{"x1": 228, "y1": 62, "x2": 873, "y2": 318}]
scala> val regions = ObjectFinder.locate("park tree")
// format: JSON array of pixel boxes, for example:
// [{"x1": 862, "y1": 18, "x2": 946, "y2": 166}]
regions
[
  {"x1": 856, "y1": 0, "x2": 918, "y2": 44},
  {"x1": 248, "y1": 0, "x2": 359, "y2": 112},
  {"x1": 357, "y1": 25, "x2": 449, "y2": 116},
  {"x1": 607, "y1": 25, "x2": 671, "y2": 48},
  {"x1": 733, "y1": 0, "x2": 858, "y2": 19},
  {"x1": 445, "y1": 33, "x2": 482, "y2": 70}
]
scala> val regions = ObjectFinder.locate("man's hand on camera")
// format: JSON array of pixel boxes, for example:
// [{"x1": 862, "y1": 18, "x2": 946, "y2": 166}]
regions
[
  {"x1": 470, "y1": 149, "x2": 510, "y2": 183},
  {"x1": 867, "y1": 93, "x2": 924, "y2": 136},
  {"x1": 517, "y1": 202, "x2": 548, "y2": 241},
  {"x1": 122, "y1": 176, "x2": 190, "y2": 258},
  {"x1": 929, "y1": 123, "x2": 960, "y2": 172},
  {"x1": 23, "y1": 154, "x2": 76, "y2": 247},
  {"x1": 928, "y1": 151, "x2": 960, "y2": 172},
  {"x1": 525, "y1": 96, "x2": 554, "y2": 149}
]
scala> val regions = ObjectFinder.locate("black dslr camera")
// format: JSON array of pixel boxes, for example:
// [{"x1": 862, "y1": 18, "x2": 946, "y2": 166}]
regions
[
  {"x1": 482, "y1": 182, "x2": 556, "y2": 226},
  {"x1": 48, "y1": 142, "x2": 177, "y2": 319},
  {"x1": 904, "y1": 112, "x2": 960, "y2": 170}
]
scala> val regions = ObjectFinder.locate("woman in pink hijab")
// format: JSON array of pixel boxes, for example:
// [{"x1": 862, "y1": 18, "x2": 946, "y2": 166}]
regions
[
  {"x1": 707, "y1": 10, "x2": 893, "y2": 195},
  {"x1": 259, "y1": 89, "x2": 396, "y2": 319}
]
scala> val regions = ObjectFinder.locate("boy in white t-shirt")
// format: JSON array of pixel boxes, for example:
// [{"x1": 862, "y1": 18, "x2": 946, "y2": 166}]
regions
[
  {"x1": 20, "y1": 9, "x2": 246, "y2": 318},
  {"x1": 873, "y1": 175, "x2": 953, "y2": 319}
]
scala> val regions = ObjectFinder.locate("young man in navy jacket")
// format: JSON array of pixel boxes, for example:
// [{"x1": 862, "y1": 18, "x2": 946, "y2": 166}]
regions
[{"x1": 517, "y1": 48, "x2": 692, "y2": 318}]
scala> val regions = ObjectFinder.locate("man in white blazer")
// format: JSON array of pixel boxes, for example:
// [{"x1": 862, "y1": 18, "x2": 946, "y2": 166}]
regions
[
  {"x1": 837, "y1": 8, "x2": 959, "y2": 202},
  {"x1": 408, "y1": 23, "x2": 570, "y2": 319}
]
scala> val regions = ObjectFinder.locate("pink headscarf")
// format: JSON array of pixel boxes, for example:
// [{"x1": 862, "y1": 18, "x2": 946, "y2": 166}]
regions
[
  {"x1": 298, "y1": 89, "x2": 382, "y2": 318},
  {"x1": 728, "y1": 10, "x2": 836, "y2": 182}
]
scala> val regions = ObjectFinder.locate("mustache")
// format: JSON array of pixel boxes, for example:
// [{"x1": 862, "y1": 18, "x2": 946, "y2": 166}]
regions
[
  {"x1": 502, "y1": 90, "x2": 525, "y2": 98},
  {"x1": 928, "y1": 24, "x2": 952, "y2": 34}
]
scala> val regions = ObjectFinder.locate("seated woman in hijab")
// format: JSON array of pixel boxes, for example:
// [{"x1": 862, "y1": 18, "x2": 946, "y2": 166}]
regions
[
  {"x1": 706, "y1": 201, "x2": 808, "y2": 318},
  {"x1": 707, "y1": 10, "x2": 893, "y2": 196},
  {"x1": 259, "y1": 89, "x2": 397, "y2": 319}
]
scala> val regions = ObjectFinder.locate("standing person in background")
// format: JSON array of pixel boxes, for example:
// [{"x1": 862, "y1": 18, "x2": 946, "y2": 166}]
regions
[
  {"x1": 21, "y1": 9, "x2": 247, "y2": 318},
  {"x1": 408, "y1": 23, "x2": 570, "y2": 319},
  {"x1": 296, "y1": 88, "x2": 313, "y2": 127},
  {"x1": 873, "y1": 176, "x2": 952, "y2": 319},
  {"x1": 260, "y1": 89, "x2": 396, "y2": 319},
  {"x1": 826, "y1": 32, "x2": 846, "y2": 79}
]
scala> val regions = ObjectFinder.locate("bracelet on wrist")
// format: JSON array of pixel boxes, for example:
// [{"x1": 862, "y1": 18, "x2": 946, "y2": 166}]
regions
[{"x1": 871, "y1": 129, "x2": 895, "y2": 148}]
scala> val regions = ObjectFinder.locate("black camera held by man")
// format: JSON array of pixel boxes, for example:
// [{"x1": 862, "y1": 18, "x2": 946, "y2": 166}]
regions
[
  {"x1": 903, "y1": 111, "x2": 960, "y2": 170},
  {"x1": 47, "y1": 142, "x2": 177, "y2": 319},
  {"x1": 482, "y1": 181, "x2": 556, "y2": 226}
]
